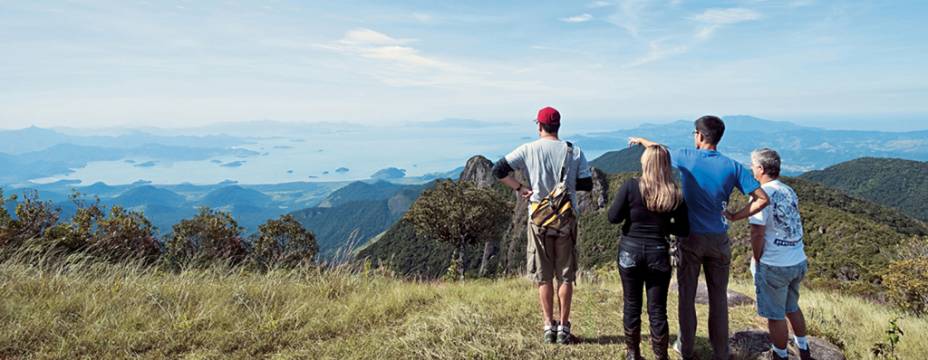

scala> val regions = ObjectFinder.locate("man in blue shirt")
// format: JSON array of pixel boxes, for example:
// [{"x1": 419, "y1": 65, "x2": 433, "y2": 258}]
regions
[{"x1": 630, "y1": 115, "x2": 769, "y2": 360}]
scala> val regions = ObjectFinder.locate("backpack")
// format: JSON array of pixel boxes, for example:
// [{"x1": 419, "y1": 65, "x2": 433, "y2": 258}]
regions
[{"x1": 529, "y1": 142, "x2": 575, "y2": 230}]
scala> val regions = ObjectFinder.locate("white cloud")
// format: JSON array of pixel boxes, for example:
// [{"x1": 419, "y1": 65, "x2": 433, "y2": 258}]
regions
[
  {"x1": 787, "y1": 0, "x2": 815, "y2": 8},
  {"x1": 608, "y1": 0, "x2": 650, "y2": 38},
  {"x1": 690, "y1": 8, "x2": 762, "y2": 40},
  {"x1": 625, "y1": 39, "x2": 689, "y2": 67},
  {"x1": 588, "y1": 1, "x2": 611, "y2": 8},
  {"x1": 313, "y1": 28, "x2": 541, "y2": 91},
  {"x1": 561, "y1": 13, "x2": 593, "y2": 23},
  {"x1": 411, "y1": 12, "x2": 433, "y2": 23},
  {"x1": 690, "y1": 8, "x2": 762, "y2": 25},
  {"x1": 362, "y1": 45, "x2": 450, "y2": 69},
  {"x1": 317, "y1": 28, "x2": 455, "y2": 72},
  {"x1": 339, "y1": 28, "x2": 414, "y2": 46}
]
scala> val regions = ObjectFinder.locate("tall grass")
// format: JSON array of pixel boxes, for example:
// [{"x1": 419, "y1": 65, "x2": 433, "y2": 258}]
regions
[{"x1": 1, "y1": 256, "x2": 925, "y2": 359}]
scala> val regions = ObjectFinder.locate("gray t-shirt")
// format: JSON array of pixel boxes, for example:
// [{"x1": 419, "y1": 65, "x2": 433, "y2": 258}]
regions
[{"x1": 504, "y1": 139, "x2": 592, "y2": 210}]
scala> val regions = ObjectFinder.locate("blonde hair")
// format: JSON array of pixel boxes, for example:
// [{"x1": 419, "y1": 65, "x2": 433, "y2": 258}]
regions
[{"x1": 639, "y1": 145, "x2": 683, "y2": 213}]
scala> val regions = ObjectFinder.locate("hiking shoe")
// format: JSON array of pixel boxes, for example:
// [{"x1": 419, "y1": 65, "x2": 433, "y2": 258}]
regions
[
  {"x1": 799, "y1": 347, "x2": 814, "y2": 360},
  {"x1": 764, "y1": 350, "x2": 789, "y2": 360},
  {"x1": 556, "y1": 321, "x2": 573, "y2": 344},
  {"x1": 543, "y1": 321, "x2": 559, "y2": 344}
]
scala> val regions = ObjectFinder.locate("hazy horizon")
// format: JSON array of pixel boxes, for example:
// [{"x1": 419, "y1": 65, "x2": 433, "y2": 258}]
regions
[
  {"x1": 2, "y1": 113, "x2": 926, "y2": 134},
  {"x1": 2, "y1": 1, "x2": 926, "y2": 130}
]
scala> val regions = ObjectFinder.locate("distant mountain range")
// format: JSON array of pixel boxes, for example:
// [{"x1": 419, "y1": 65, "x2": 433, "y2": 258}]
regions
[
  {"x1": 0, "y1": 127, "x2": 257, "y2": 184},
  {"x1": 573, "y1": 115, "x2": 928, "y2": 174}
]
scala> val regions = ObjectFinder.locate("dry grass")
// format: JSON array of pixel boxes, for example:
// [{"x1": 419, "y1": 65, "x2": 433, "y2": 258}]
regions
[{"x1": 1, "y1": 258, "x2": 925, "y2": 359}]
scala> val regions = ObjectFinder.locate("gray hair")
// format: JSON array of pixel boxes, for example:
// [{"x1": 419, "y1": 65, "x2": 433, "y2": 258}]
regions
[{"x1": 751, "y1": 148, "x2": 781, "y2": 178}]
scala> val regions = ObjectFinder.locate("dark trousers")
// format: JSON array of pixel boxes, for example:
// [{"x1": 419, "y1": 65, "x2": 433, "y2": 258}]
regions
[
  {"x1": 677, "y1": 234, "x2": 732, "y2": 360},
  {"x1": 618, "y1": 238, "x2": 672, "y2": 343}
]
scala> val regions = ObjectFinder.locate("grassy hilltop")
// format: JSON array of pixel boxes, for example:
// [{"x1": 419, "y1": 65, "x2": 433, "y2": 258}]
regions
[{"x1": 1, "y1": 258, "x2": 926, "y2": 359}]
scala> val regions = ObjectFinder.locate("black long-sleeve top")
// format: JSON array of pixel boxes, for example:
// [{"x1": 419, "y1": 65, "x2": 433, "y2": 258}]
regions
[{"x1": 608, "y1": 178, "x2": 689, "y2": 243}]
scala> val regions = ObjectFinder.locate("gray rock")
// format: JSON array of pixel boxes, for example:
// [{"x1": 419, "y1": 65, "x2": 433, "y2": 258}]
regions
[
  {"x1": 729, "y1": 330, "x2": 846, "y2": 360},
  {"x1": 576, "y1": 167, "x2": 609, "y2": 214},
  {"x1": 459, "y1": 155, "x2": 495, "y2": 188},
  {"x1": 669, "y1": 281, "x2": 755, "y2": 307}
]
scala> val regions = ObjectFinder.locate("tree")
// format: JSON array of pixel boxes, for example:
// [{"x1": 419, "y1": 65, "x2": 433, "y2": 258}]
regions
[
  {"x1": 250, "y1": 214, "x2": 318, "y2": 270},
  {"x1": 43, "y1": 192, "x2": 105, "y2": 254},
  {"x1": 165, "y1": 207, "x2": 246, "y2": 267},
  {"x1": 0, "y1": 189, "x2": 13, "y2": 248},
  {"x1": 1, "y1": 190, "x2": 61, "y2": 252},
  {"x1": 90, "y1": 205, "x2": 161, "y2": 263},
  {"x1": 405, "y1": 180, "x2": 510, "y2": 280}
]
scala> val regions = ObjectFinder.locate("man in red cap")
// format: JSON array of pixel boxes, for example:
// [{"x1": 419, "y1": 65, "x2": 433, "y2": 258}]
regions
[{"x1": 493, "y1": 106, "x2": 594, "y2": 344}]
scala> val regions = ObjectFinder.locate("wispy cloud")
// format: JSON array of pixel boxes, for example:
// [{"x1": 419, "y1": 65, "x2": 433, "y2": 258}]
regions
[
  {"x1": 619, "y1": 6, "x2": 762, "y2": 67},
  {"x1": 410, "y1": 12, "x2": 433, "y2": 23},
  {"x1": 588, "y1": 1, "x2": 612, "y2": 8},
  {"x1": 317, "y1": 28, "x2": 456, "y2": 72},
  {"x1": 314, "y1": 28, "x2": 540, "y2": 91},
  {"x1": 561, "y1": 13, "x2": 593, "y2": 23},
  {"x1": 607, "y1": 0, "x2": 658, "y2": 38},
  {"x1": 691, "y1": 8, "x2": 762, "y2": 25},
  {"x1": 787, "y1": 0, "x2": 815, "y2": 8},
  {"x1": 625, "y1": 39, "x2": 689, "y2": 67},
  {"x1": 339, "y1": 28, "x2": 414, "y2": 46},
  {"x1": 690, "y1": 8, "x2": 762, "y2": 40}
]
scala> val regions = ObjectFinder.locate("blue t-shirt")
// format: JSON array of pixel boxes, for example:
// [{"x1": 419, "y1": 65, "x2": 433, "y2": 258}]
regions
[{"x1": 671, "y1": 148, "x2": 761, "y2": 235}]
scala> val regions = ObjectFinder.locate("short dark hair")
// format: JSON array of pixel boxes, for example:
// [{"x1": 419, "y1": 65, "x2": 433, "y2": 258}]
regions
[
  {"x1": 695, "y1": 115, "x2": 725, "y2": 145},
  {"x1": 540, "y1": 122, "x2": 560, "y2": 134}
]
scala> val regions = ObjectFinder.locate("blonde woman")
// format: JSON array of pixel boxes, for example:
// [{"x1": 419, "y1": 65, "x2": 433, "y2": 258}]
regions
[{"x1": 608, "y1": 145, "x2": 689, "y2": 360}]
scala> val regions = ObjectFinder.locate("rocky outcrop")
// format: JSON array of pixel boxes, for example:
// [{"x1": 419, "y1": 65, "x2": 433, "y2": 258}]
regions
[
  {"x1": 459, "y1": 155, "x2": 495, "y2": 188},
  {"x1": 669, "y1": 281, "x2": 755, "y2": 307},
  {"x1": 730, "y1": 330, "x2": 845, "y2": 360},
  {"x1": 576, "y1": 167, "x2": 609, "y2": 214}
]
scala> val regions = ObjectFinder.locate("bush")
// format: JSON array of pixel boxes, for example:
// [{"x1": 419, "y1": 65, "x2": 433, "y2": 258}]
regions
[
  {"x1": 165, "y1": 207, "x2": 247, "y2": 268},
  {"x1": 883, "y1": 257, "x2": 928, "y2": 315},
  {"x1": 89, "y1": 205, "x2": 161, "y2": 263},
  {"x1": 249, "y1": 214, "x2": 318, "y2": 270},
  {"x1": 1, "y1": 191, "x2": 61, "y2": 251}
]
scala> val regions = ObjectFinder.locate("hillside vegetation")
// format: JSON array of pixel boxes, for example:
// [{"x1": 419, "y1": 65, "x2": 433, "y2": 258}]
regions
[
  {"x1": 362, "y1": 172, "x2": 927, "y2": 292},
  {"x1": 290, "y1": 182, "x2": 427, "y2": 256},
  {"x1": 361, "y1": 153, "x2": 928, "y2": 300},
  {"x1": 588, "y1": 146, "x2": 644, "y2": 174},
  {"x1": 800, "y1": 157, "x2": 928, "y2": 221},
  {"x1": 1, "y1": 258, "x2": 926, "y2": 359}
]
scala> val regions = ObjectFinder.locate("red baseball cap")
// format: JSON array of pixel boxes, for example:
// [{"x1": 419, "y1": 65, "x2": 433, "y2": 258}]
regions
[{"x1": 536, "y1": 106, "x2": 560, "y2": 126}]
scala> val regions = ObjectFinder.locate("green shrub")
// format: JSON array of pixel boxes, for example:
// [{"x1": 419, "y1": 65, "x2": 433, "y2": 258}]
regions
[
  {"x1": 164, "y1": 207, "x2": 247, "y2": 268},
  {"x1": 249, "y1": 214, "x2": 318, "y2": 270},
  {"x1": 883, "y1": 257, "x2": 928, "y2": 315}
]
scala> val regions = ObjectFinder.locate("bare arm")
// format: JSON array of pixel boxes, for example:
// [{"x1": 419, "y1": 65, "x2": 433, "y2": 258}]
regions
[
  {"x1": 627, "y1": 137, "x2": 660, "y2": 148},
  {"x1": 725, "y1": 187, "x2": 770, "y2": 222},
  {"x1": 750, "y1": 224, "x2": 765, "y2": 262},
  {"x1": 493, "y1": 158, "x2": 533, "y2": 199},
  {"x1": 499, "y1": 175, "x2": 533, "y2": 199}
]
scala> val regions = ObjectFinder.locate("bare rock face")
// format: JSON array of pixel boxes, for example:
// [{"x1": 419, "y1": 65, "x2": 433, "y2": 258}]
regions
[
  {"x1": 576, "y1": 167, "x2": 609, "y2": 214},
  {"x1": 730, "y1": 330, "x2": 846, "y2": 360},
  {"x1": 459, "y1": 155, "x2": 495, "y2": 188},
  {"x1": 669, "y1": 281, "x2": 755, "y2": 307}
]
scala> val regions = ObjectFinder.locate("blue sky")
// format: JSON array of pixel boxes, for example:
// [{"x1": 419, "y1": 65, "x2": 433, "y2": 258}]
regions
[{"x1": 1, "y1": 0, "x2": 926, "y2": 130}]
